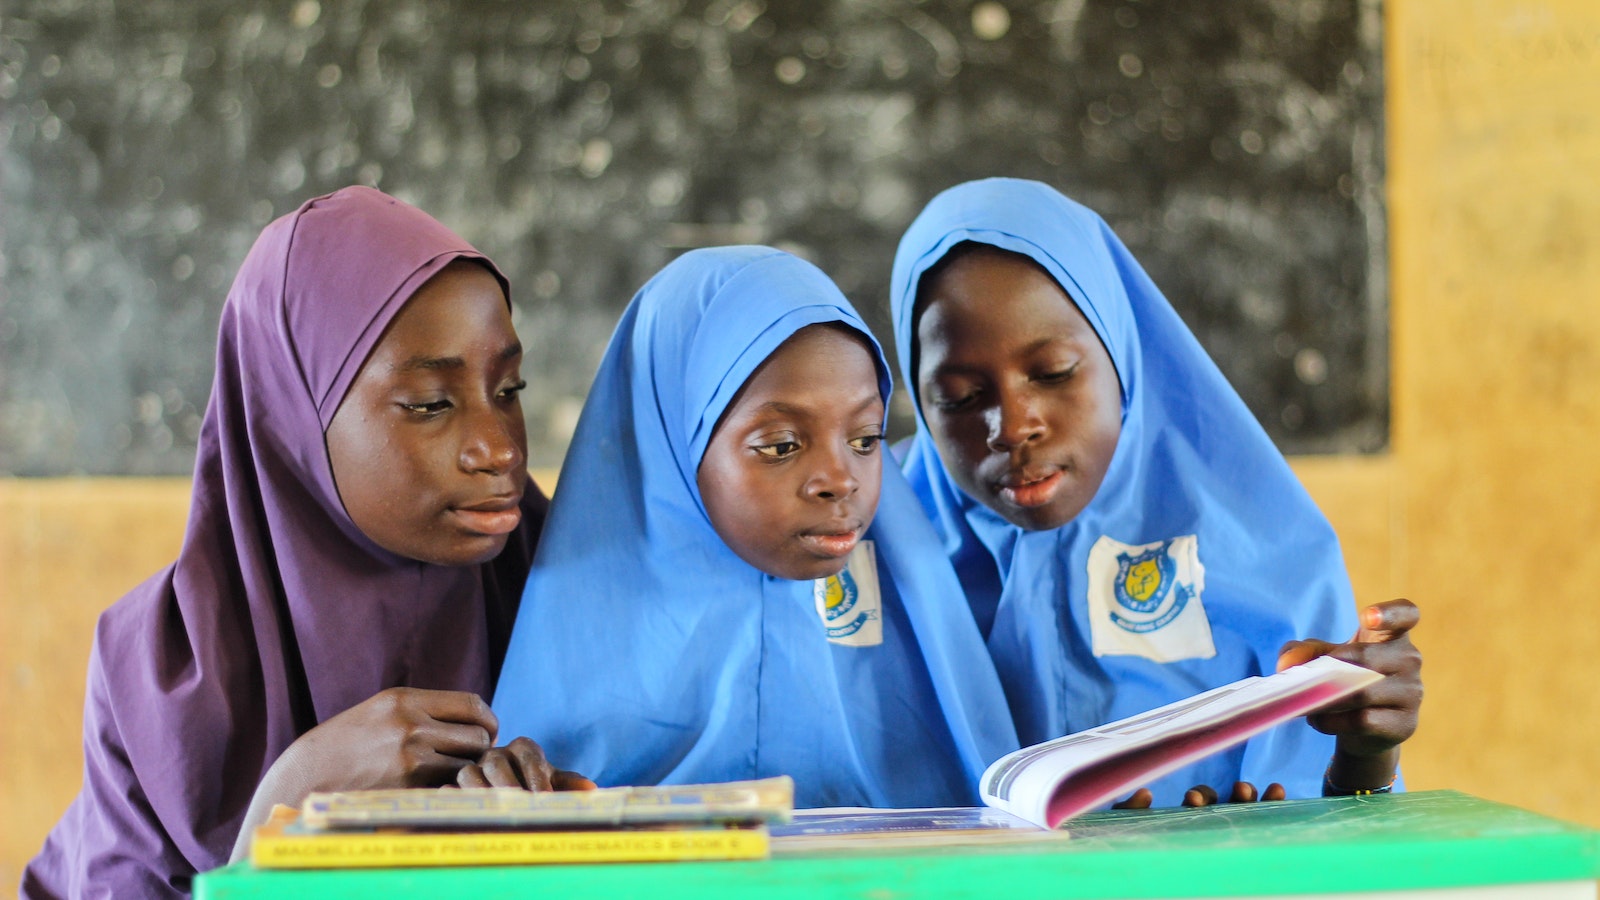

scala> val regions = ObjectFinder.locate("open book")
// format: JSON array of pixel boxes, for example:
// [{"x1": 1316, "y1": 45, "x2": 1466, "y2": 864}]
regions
[
  {"x1": 769, "y1": 806, "x2": 1065, "y2": 852},
  {"x1": 981, "y1": 656, "x2": 1383, "y2": 829}
]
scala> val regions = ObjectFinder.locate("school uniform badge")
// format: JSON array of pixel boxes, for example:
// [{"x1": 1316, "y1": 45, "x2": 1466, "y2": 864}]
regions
[
  {"x1": 813, "y1": 541, "x2": 883, "y2": 647},
  {"x1": 1085, "y1": 534, "x2": 1215, "y2": 662}
]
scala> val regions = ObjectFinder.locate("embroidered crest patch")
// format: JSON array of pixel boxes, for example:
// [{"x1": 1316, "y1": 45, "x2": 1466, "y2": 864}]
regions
[
  {"x1": 1086, "y1": 534, "x2": 1215, "y2": 661},
  {"x1": 813, "y1": 540, "x2": 883, "y2": 647}
]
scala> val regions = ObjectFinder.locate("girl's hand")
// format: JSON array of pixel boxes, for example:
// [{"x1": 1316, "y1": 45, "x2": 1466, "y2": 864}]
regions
[
  {"x1": 1111, "y1": 788, "x2": 1156, "y2": 809},
  {"x1": 1277, "y1": 598, "x2": 1423, "y2": 791},
  {"x1": 456, "y1": 736, "x2": 598, "y2": 790},
  {"x1": 231, "y1": 686, "x2": 502, "y2": 862},
  {"x1": 1113, "y1": 781, "x2": 1285, "y2": 809},
  {"x1": 290, "y1": 686, "x2": 501, "y2": 790},
  {"x1": 1181, "y1": 781, "x2": 1286, "y2": 806}
]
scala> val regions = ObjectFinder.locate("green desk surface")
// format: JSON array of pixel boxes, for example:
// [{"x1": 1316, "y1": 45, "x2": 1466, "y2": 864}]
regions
[{"x1": 195, "y1": 790, "x2": 1600, "y2": 899}]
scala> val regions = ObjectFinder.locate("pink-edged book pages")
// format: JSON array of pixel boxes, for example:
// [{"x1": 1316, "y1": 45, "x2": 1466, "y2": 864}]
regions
[{"x1": 979, "y1": 656, "x2": 1384, "y2": 829}]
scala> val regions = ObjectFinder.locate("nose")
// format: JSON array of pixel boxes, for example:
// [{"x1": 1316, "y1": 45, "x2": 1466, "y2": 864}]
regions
[
  {"x1": 986, "y1": 387, "x2": 1047, "y2": 452},
  {"x1": 460, "y1": 406, "x2": 525, "y2": 476},
  {"x1": 803, "y1": 443, "x2": 860, "y2": 502}
]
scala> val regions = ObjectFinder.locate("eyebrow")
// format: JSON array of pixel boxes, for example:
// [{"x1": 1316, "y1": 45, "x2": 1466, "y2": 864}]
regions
[
  {"x1": 1019, "y1": 336, "x2": 1063, "y2": 356},
  {"x1": 396, "y1": 341, "x2": 522, "y2": 372},
  {"x1": 754, "y1": 391, "x2": 882, "y2": 418},
  {"x1": 935, "y1": 336, "x2": 1065, "y2": 375}
]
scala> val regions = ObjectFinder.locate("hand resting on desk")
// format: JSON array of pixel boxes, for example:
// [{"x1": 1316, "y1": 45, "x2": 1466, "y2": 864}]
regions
[{"x1": 1113, "y1": 781, "x2": 1288, "y2": 810}]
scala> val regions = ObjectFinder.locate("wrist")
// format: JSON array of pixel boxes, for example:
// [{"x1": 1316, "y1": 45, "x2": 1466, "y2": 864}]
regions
[
  {"x1": 232, "y1": 741, "x2": 324, "y2": 864},
  {"x1": 261, "y1": 732, "x2": 339, "y2": 802},
  {"x1": 1323, "y1": 746, "x2": 1400, "y2": 796}
]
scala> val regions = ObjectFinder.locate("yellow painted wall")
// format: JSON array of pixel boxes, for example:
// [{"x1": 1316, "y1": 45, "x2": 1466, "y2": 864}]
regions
[
  {"x1": 5, "y1": 0, "x2": 1600, "y2": 884},
  {"x1": 1, "y1": 479, "x2": 192, "y2": 880},
  {"x1": 1387, "y1": 0, "x2": 1600, "y2": 820}
]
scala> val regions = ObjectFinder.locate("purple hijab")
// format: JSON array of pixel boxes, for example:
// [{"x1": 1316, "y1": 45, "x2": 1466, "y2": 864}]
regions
[{"x1": 22, "y1": 187, "x2": 546, "y2": 898}]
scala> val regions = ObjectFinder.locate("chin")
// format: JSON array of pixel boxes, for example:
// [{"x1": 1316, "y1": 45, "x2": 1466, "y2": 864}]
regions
[
  {"x1": 769, "y1": 556, "x2": 850, "y2": 582},
  {"x1": 422, "y1": 534, "x2": 512, "y2": 568},
  {"x1": 811, "y1": 557, "x2": 852, "y2": 579},
  {"x1": 995, "y1": 499, "x2": 1078, "y2": 532}
]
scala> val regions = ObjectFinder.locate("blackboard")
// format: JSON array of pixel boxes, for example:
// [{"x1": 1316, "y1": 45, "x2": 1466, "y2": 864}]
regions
[{"x1": 0, "y1": 0, "x2": 1386, "y2": 476}]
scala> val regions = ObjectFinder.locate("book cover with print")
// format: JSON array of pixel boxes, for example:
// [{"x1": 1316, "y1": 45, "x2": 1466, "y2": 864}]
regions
[
  {"x1": 250, "y1": 805, "x2": 769, "y2": 869},
  {"x1": 300, "y1": 775, "x2": 794, "y2": 831}
]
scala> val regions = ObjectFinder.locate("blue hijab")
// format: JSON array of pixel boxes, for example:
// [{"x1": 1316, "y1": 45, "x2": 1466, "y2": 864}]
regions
[
  {"x1": 890, "y1": 180, "x2": 1359, "y2": 804},
  {"x1": 494, "y1": 246, "x2": 1018, "y2": 808}
]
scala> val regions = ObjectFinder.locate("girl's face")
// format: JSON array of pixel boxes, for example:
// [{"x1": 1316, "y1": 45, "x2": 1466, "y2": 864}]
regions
[
  {"x1": 697, "y1": 324, "x2": 885, "y2": 581},
  {"x1": 326, "y1": 261, "x2": 529, "y2": 566},
  {"x1": 915, "y1": 247, "x2": 1122, "y2": 531}
]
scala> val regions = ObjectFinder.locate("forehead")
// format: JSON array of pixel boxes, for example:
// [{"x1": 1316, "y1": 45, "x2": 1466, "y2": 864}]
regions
[
  {"x1": 368, "y1": 263, "x2": 514, "y2": 362},
  {"x1": 919, "y1": 249, "x2": 1098, "y2": 361},
  {"x1": 724, "y1": 325, "x2": 883, "y2": 415}
]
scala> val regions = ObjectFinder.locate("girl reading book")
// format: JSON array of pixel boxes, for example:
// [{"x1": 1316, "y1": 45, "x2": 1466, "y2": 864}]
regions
[
  {"x1": 25, "y1": 187, "x2": 585, "y2": 899},
  {"x1": 489, "y1": 246, "x2": 1019, "y2": 807},
  {"x1": 888, "y1": 178, "x2": 1421, "y2": 806}
]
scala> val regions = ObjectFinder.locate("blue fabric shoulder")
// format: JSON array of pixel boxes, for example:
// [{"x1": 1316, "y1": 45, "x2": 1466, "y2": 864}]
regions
[
  {"x1": 889, "y1": 180, "x2": 1361, "y2": 804},
  {"x1": 493, "y1": 246, "x2": 1018, "y2": 808}
]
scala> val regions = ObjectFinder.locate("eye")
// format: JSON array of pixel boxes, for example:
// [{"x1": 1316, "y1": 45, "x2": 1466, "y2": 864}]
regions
[
  {"x1": 932, "y1": 389, "x2": 979, "y2": 413},
  {"x1": 498, "y1": 379, "x2": 528, "y2": 400},
  {"x1": 754, "y1": 440, "x2": 800, "y2": 459},
  {"x1": 1035, "y1": 362, "x2": 1080, "y2": 385},
  {"x1": 848, "y1": 433, "x2": 884, "y2": 454},
  {"x1": 399, "y1": 398, "x2": 452, "y2": 416}
]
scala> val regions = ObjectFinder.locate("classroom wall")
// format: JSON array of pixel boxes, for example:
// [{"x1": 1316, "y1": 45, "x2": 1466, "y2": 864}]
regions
[
  {"x1": 1387, "y1": 0, "x2": 1600, "y2": 820},
  {"x1": 0, "y1": 0, "x2": 1386, "y2": 476},
  {"x1": 4, "y1": 0, "x2": 1599, "y2": 885}
]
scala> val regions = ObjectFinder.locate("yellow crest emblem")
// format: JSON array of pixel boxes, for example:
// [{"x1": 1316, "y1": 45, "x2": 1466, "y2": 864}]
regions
[
  {"x1": 821, "y1": 574, "x2": 848, "y2": 611},
  {"x1": 1123, "y1": 558, "x2": 1163, "y2": 602}
]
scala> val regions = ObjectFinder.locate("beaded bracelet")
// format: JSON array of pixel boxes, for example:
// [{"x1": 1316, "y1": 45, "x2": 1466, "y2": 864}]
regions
[{"x1": 1323, "y1": 764, "x2": 1397, "y2": 796}]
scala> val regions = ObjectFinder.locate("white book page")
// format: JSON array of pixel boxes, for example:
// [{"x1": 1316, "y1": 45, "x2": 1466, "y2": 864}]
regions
[{"x1": 980, "y1": 657, "x2": 1383, "y2": 828}]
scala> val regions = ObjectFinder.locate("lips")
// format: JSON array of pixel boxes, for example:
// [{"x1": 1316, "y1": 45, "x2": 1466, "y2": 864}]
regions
[
  {"x1": 451, "y1": 494, "x2": 523, "y2": 536},
  {"x1": 994, "y1": 467, "x2": 1064, "y2": 509},
  {"x1": 798, "y1": 521, "x2": 864, "y2": 559}
]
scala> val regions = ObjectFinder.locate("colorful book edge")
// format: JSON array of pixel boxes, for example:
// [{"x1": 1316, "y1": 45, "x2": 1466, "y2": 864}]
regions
[
  {"x1": 250, "y1": 808, "x2": 769, "y2": 869},
  {"x1": 301, "y1": 775, "x2": 794, "y2": 830}
]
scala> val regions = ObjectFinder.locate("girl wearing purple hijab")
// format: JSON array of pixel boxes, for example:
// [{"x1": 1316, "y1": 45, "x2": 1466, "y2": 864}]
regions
[{"x1": 23, "y1": 187, "x2": 585, "y2": 899}]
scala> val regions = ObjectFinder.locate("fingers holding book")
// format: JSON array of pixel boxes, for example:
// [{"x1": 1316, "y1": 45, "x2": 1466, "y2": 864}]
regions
[
  {"x1": 1182, "y1": 781, "x2": 1286, "y2": 806},
  {"x1": 456, "y1": 736, "x2": 597, "y2": 791},
  {"x1": 1275, "y1": 599, "x2": 1422, "y2": 795},
  {"x1": 1277, "y1": 599, "x2": 1422, "y2": 756},
  {"x1": 1113, "y1": 781, "x2": 1286, "y2": 810}
]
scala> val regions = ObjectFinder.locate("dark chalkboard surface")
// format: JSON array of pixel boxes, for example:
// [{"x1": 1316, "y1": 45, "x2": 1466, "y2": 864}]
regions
[{"x1": 0, "y1": 0, "x2": 1385, "y2": 476}]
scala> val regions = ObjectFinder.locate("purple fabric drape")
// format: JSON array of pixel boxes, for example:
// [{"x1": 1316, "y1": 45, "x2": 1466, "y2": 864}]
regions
[{"x1": 22, "y1": 187, "x2": 546, "y2": 898}]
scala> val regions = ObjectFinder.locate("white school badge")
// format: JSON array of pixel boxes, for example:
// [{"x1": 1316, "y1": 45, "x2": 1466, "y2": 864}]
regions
[
  {"x1": 814, "y1": 540, "x2": 883, "y2": 647},
  {"x1": 1086, "y1": 534, "x2": 1215, "y2": 662}
]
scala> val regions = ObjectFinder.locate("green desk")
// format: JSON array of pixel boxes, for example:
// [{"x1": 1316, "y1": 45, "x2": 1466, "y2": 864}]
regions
[{"x1": 195, "y1": 790, "x2": 1600, "y2": 899}]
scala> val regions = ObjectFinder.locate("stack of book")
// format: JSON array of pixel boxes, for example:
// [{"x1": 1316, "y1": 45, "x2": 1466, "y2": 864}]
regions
[{"x1": 249, "y1": 776, "x2": 794, "y2": 869}]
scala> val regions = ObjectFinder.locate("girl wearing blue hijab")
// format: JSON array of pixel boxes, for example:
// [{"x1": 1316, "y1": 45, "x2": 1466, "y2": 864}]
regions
[
  {"x1": 492, "y1": 246, "x2": 1019, "y2": 808},
  {"x1": 890, "y1": 179, "x2": 1421, "y2": 807}
]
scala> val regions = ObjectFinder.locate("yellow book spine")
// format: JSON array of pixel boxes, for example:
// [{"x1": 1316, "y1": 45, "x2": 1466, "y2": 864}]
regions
[{"x1": 250, "y1": 827, "x2": 769, "y2": 869}]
